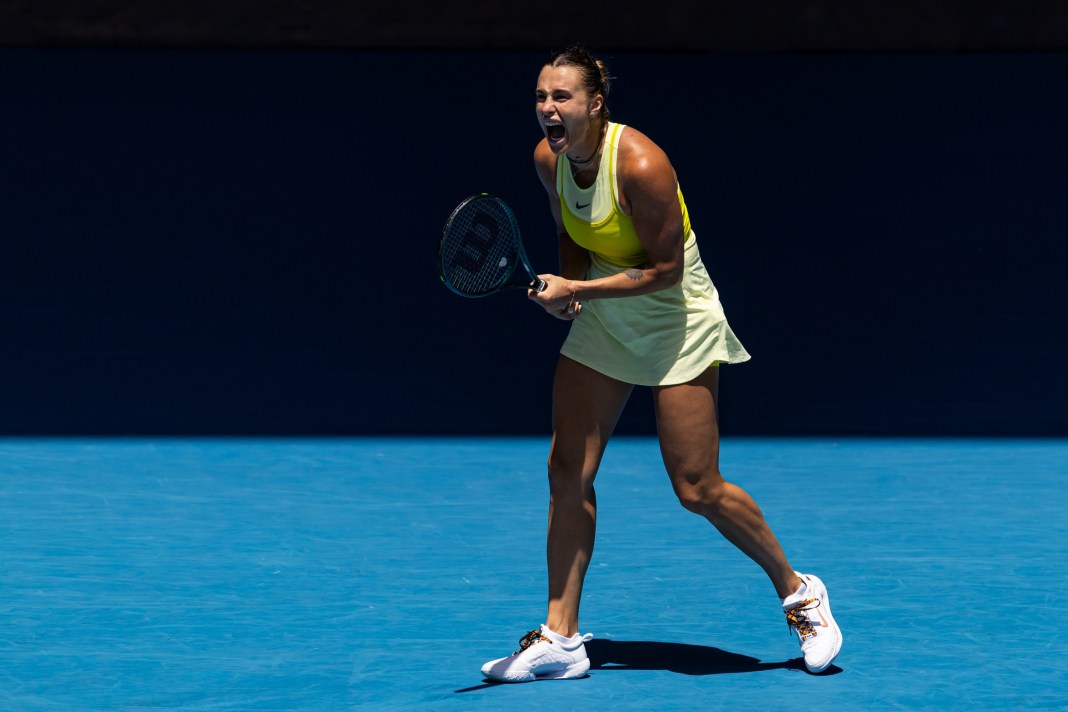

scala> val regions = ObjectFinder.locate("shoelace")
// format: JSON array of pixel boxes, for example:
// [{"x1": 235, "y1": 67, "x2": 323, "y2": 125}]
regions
[
  {"x1": 785, "y1": 598, "x2": 820, "y2": 641},
  {"x1": 516, "y1": 629, "x2": 553, "y2": 653}
]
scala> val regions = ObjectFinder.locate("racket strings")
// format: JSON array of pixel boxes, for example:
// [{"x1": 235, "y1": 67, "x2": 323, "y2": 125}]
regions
[{"x1": 440, "y1": 201, "x2": 521, "y2": 294}]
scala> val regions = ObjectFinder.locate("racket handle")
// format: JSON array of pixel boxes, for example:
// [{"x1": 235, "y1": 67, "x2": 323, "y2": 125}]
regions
[{"x1": 531, "y1": 278, "x2": 547, "y2": 292}]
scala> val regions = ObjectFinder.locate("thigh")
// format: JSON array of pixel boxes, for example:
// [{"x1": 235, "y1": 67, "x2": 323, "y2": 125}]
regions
[
  {"x1": 652, "y1": 366, "x2": 721, "y2": 482},
  {"x1": 549, "y1": 356, "x2": 634, "y2": 484}
]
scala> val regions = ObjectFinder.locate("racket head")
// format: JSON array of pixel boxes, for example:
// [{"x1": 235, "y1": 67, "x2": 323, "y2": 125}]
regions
[{"x1": 437, "y1": 194, "x2": 543, "y2": 297}]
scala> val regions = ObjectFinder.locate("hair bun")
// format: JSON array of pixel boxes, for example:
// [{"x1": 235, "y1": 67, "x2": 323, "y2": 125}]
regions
[{"x1": 595, "y1": 59, "x2": 612, "y2": 97}]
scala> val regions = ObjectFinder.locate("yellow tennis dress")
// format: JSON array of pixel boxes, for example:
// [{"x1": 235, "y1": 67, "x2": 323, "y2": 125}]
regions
[{"x1": 557, "y1": 122, "x2": 750, "y2": 386}]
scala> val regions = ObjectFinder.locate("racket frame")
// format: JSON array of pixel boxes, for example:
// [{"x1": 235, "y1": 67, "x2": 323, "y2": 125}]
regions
[{"x1": 437, "y1": 193, "x2": 547, "y2": 298}]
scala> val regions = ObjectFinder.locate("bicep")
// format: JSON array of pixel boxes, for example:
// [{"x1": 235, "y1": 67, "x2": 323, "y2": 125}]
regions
[
  {"x1": 628, "y1": 175, "x2": 686, "y2": 275},
  {"x1": 617, "y1": 133, "x2": 686, "y2": 274}
]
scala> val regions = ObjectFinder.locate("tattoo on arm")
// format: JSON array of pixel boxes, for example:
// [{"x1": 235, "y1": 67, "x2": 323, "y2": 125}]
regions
[{"x1": 623, "y1": 268, "x2": 644, "y2": 282}]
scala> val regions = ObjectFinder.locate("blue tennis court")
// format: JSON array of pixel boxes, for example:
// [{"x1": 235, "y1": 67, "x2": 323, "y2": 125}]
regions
[{"x1": 2, "y1": 436, "x2": 1064, "y2": 709}]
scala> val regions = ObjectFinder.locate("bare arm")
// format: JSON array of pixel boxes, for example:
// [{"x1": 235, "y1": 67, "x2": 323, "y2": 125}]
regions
[{"x1": 533, "y1": 139, "x2": 589, "y2": 319}]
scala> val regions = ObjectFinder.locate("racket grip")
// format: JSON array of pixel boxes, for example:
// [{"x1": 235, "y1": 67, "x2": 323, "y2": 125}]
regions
[{"x1": 531, "y1": 278, "x2": 547, "y2": 292}]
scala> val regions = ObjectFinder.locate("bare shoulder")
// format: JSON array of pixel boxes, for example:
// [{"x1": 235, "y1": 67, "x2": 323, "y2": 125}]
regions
[
  {"x1": 616, "y1": 126, "x2": 678, "y2": 212},
  {"x1": 533, "y1": 137, "x2": 558, "y2": 193},
  {"x1": 616, "y1": 126, "x2": 675, "y2": 188}
]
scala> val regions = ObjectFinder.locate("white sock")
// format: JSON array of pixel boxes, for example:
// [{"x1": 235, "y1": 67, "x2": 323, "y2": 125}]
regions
[
  {"x1": 783, "y1": 579, "x2": 808, "y2": 606},
  {"x1": 542, "y1": 625, "x2": 577, "y2": 643}
]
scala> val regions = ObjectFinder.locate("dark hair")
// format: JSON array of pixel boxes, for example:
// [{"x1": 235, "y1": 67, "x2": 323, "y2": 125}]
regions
[{"x1": 546, "y1": 45, "x2": 612, "y2": 120}]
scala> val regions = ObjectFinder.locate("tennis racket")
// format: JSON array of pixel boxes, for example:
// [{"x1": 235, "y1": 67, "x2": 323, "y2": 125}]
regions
[{"x1": 437, "y1": 194, "x2": 547, "y2": 298}]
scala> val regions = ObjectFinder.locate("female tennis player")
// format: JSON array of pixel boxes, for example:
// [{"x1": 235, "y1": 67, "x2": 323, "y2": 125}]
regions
[{"x1": 480, "y1": 46, "x2": 842, "y2": 682}]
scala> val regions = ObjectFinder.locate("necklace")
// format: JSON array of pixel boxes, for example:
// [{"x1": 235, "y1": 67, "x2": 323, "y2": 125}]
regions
[
  {"x1": 570, "y1": 159, "x2": 598, "y2": 175},
  {"x1": 567, "y1": 123, "x2": 607, "y2": 170}
]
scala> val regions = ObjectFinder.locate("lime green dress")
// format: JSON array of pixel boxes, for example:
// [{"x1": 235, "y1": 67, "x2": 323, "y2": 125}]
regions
[{"x1": 556, "y1": 122, "x2": 750, "y2": 386}]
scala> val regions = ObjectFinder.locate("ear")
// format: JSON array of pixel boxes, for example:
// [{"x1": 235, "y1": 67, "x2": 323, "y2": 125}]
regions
[{"x1": 588, "y1": 94, "x2": 604, "y2": 117}]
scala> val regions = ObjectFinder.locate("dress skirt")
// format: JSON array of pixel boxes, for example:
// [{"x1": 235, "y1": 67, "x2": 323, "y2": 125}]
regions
[{"x1": 560, "y1": 232, "x2": 751, "y2": 386}]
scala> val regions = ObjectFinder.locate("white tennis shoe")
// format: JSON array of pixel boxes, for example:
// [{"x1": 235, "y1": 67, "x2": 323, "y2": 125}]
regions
[
  {"x1": 481, "y1": 625, "x2": 593, "y2": 682},
  {"x1": 783, "y1": 571, "x2": 843, "y2": 673}
]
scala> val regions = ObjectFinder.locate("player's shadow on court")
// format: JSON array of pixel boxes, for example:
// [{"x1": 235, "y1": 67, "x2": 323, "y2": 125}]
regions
[
  {"x1": 586, "y1": 639, "x2": 810, "y2": 676},
  {"x1": 457, "y1": 639, "x2": 839, "y2": 692}
]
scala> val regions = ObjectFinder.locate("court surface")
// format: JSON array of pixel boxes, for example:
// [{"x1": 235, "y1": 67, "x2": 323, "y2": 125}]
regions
[{"x1": 1, "y1": 437, "x2": 1065, "y2": 710}]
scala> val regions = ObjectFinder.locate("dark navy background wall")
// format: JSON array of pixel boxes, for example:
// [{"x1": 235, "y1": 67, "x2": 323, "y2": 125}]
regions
[{"x1": 1, "y1": 48, "x2": 1065, "y2": 435}]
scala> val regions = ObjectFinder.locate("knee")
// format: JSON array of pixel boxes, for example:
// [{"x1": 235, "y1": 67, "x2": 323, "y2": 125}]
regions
[
  {"x1": 672, "y1": 472, "x2": 728, "y2": 517},
  {"x1": 547, "y1": 451, "x2": 595, "y2": 505}
]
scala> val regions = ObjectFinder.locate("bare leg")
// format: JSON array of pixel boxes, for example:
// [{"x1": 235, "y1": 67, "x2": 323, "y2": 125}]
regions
[
  {"x1": 544, "y1": 356, "x2": 633, "y2": 637},
  {"x1": 652, "y1": 367, "x2": 801, "y2": 599}
]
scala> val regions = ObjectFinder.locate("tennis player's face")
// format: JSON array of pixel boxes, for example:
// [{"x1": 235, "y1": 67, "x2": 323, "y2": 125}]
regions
[{"x1": 535, "y1": 65, "x2": 599, "y2": 155}]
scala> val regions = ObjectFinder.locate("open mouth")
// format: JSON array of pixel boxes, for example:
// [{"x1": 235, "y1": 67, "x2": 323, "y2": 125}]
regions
[{"x1": 545, "y1": 121, "x2": 565, "y2": 142}]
